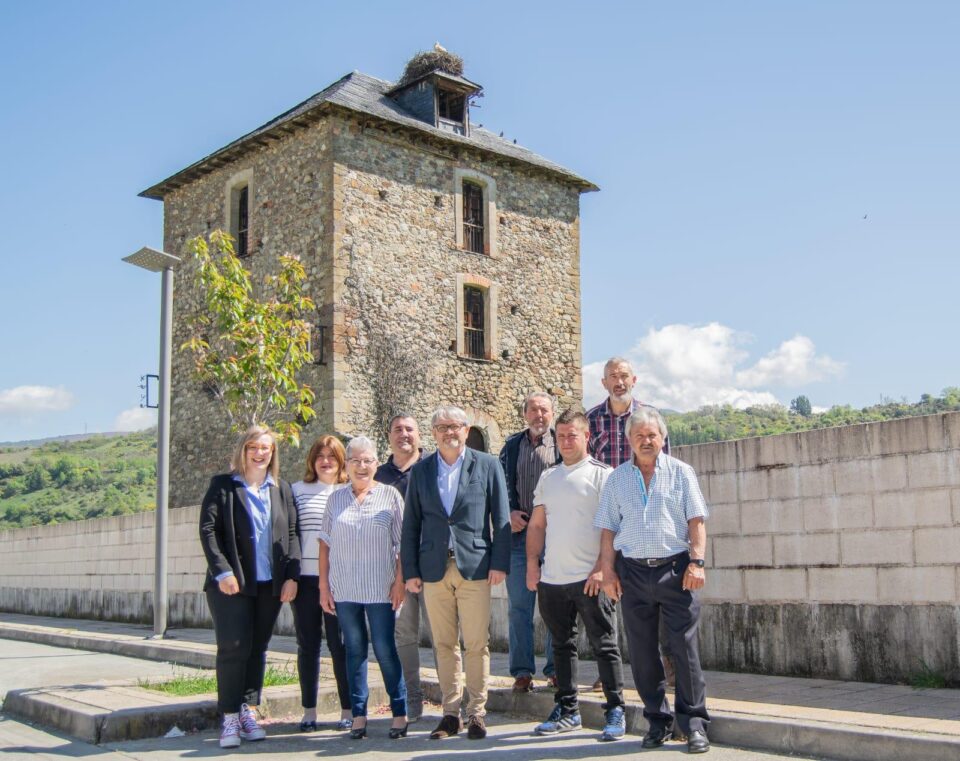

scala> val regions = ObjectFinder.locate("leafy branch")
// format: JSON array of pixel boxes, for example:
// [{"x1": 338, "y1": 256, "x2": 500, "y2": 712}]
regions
[{"x1": 180, "y1": 230, "x2": 316, "y2": 446}]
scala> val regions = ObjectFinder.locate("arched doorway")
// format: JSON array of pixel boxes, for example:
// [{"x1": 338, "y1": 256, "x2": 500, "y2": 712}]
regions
[{"x1": 466, "y1": 426, "x2": 487, "y2": 452}]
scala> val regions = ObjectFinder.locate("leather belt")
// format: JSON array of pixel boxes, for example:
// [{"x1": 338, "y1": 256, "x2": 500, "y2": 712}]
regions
[{"x1": 629, "y1": 551, "x2": 687, "y2": 568}]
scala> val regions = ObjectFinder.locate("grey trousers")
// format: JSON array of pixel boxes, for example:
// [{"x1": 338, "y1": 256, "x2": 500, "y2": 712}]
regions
[{"x1": 395, "y1": 587, "x2": 435, "y2": 701}]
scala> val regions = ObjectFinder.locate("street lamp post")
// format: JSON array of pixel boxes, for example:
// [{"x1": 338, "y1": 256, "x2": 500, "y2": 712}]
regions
[{"x1": 122, "y1": 246, "x2": 181, "y2": 638}]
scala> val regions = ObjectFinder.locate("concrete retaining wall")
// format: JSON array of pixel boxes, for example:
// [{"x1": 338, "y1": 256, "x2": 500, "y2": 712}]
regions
[
  {"x1": 676, "y1": 411, "x2": 960, "y2": 684},
  {"x1": 2, "y1": 411, "x2": 959, "y2": 683}
]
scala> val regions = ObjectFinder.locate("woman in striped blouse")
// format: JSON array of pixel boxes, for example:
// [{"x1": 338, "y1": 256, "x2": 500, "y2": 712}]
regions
[
  {"x1": 319, "y1": 436, "x2": 408, "y2": 739},
  {"x1": 290, "y1": 436, "x2": 351, "y2": 731}
]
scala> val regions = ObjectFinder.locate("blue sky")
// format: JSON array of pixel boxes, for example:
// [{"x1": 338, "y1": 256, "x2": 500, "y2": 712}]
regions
[{"x1": 1, "y1": 1, "x2": 958, "y2": 441}]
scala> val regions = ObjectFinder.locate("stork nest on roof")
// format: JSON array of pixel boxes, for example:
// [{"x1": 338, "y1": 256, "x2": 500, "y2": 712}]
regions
[{"x1": 400, "y1": 50, "x2": 464, "y2": 84}]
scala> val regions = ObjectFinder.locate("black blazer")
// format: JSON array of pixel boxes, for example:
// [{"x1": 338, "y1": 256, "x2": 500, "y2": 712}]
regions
[
  {"x1": 198, "y1": 473, "x2": 301, "y2": 596},
  {"x1": 401, "y1": 448, "x2": 511, "y2": 583}
]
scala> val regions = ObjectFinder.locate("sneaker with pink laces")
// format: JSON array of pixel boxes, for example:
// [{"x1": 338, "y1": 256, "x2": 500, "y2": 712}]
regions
[
  {"x1": 219, "y1": 714, "x2": 241, "y2": 748},
  {"x1": 239, "y1": 704, "x2": 266, "y2": 741}
]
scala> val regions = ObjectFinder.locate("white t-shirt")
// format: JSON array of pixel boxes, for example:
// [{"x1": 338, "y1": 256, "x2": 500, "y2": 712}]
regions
[
  {"x1": 533, "y1": 456, "x2": 612, "y2": 585},
  {"x1": 291, "y1": 480, "x2": 342, "y2": 577}
]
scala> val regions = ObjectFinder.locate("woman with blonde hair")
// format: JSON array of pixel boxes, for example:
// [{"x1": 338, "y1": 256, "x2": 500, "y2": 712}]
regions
[
  {"x1": 291, "y1": 435, "x2": 353, "y2": 730},
  {"x1": 199, "y1": 425, "x2": 300, "y2": 749}
]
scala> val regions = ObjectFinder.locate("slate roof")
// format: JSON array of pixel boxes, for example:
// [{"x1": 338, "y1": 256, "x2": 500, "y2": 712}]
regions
[{"x1": 140, "y1": 71, "x2": 597, "y2": 199}]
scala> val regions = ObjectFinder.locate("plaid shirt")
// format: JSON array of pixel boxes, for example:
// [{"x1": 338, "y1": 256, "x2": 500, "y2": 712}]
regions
[
  {"x1": 594, "y1": 453, "x2": 708, "y2": 559},
  {"x1": 586, "y1": 398, "x2": 670, "y2": 468}
]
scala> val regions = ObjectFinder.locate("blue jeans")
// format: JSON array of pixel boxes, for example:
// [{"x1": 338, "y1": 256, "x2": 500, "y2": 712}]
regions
[
  {"x1": 507, "y1": 531, "x2": 554, "y2": 678},
  {"x1": 335, "y1": 601, "x2": 407, "y2": 718}
]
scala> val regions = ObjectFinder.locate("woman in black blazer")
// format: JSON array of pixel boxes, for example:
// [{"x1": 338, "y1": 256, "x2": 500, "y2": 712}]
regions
[{"x1": 199, "y1": 424, "x2": 300, "y2": 749}]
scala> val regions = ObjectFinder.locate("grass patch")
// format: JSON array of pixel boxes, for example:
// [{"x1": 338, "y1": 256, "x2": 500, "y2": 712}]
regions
[
  {"x1": 909, "y1": 659, "x2": 948, "y2": 689},
  {"x1": 139, "y1": 663, "x2": 298, "y2": 696}
]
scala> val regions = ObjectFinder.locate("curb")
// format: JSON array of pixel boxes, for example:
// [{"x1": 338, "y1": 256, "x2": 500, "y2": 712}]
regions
[
  {"x1": 3, "y1": 683, "x2": 384, "y2": 744},
  {"x1": 3, "y1": 624, "x2": 959, "y2": 760}
]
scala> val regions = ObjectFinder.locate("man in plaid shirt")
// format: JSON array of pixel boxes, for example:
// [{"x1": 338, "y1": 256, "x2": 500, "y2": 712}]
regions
[
  {"x1": 586, "y1": 357, "x2": 669, "y2": 466},
  {"x1": 585, "y1": 356, "x2": 672, "y2": 692}
]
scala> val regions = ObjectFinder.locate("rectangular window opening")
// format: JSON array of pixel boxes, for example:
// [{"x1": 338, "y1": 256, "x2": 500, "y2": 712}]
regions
[
  {"x1": 462, "y1": 181, "x2": 484, "y2": 255},
  {"x1": 463, "y1": 286, "x2": 486, "y2": 359},
  {"x1": 438, "y1": 89, "x2": 466, "y2": 123},
  {"x1": 235, "y1": 185, "x2": 249, "y2": 257}
]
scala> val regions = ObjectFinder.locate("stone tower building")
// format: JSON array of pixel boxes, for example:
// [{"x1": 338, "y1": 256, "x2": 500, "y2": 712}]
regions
[{"x1": 141, "y1": 51, "x2": 597, "y2": 507}]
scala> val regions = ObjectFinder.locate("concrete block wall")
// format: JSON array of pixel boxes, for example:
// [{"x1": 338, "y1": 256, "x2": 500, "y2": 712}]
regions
[
  {"x1": 676, "y1": 411, "x2": 960, "y2": 684},
  {"x1": 1, "y1": 411, "x2": 958, "y2": 684}
]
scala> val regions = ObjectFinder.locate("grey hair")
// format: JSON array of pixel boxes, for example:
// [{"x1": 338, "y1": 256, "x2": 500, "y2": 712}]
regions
[
  {"x1": 523, "y1": 390, "x2": 555, "y2": 413},
  {"x1": 604, "y1": 356, "x2": 635, "y2": 375},
  {"x1": 624, "y1": 406, "x2": 668, "y2": 440},
  {"x1": 431, "y1": 405, "x2": 469, "y2": 428},
  {"x1": 345, "y1": 435, "x2": 377, "y2": 460}
]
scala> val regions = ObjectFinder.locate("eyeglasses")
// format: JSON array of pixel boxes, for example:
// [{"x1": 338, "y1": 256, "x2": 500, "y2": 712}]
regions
[
  {"x1": 433, "y1": 423, "x2": 465, "y2": 433},
  {"x1": 246, "y1": 445, "x2": 273, "y2": 453},
  {"x1": 348, "y1": 458, "x2": 377, "y2": 467}
]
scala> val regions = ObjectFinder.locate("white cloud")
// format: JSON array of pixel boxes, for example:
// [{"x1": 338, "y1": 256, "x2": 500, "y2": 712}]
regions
[
  {"x1": 0, "y1": 385, "x2": 75, "y2": 415},
  {"x1": 114, "y1": 406, "x2": 157, "y2": 432},
  {"x1": 583, "y1": 323, "x2": 843, "y2": 412},
  {"x1": 736, "y1": 336, "x2": 845, "y2": 388}
]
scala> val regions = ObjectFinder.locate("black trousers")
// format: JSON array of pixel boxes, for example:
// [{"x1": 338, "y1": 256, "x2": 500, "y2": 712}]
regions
[
  {"x1": 206, "y1": 581, "x2": 282, "y2": 714},
  {"x1": 538, "y1": 580, "x2": 624, "y2": 712},
  {"x1": 290, "y1": 575, "x2": 351, "y2": 710},
  {"x1": 618, "y1": 553, "x2": 710, "y2": 735}
]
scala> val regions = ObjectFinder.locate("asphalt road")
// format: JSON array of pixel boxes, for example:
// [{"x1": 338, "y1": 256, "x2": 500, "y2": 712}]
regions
[{"x1": 0, "y1": 640, "x2": 841, "y2": 760}]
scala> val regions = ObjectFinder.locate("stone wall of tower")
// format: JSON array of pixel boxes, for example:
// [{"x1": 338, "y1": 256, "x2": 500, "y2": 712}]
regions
[
  {"x1": 326, "y1": 114, "x2": 584, "y2": 452},
  {"x1": 162, "y1": 119, "x2": 336, "y2": 507}
]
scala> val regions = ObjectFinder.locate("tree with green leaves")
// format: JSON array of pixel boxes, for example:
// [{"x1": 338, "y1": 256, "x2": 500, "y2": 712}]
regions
[
  {"x1": 790, "y1": 395, "x2": 813, "y2": 417},
  {"x1": 181, "y1": 230, "x2": 316, "y2": 446}
]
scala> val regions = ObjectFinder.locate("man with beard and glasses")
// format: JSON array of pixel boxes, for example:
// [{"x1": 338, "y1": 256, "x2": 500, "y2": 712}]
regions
[
  {"x1": 401, "y1": 405, "x2": 510, "y2": 741},
  {"x1": 498, "y1": 391, "x2": 559, "y2": 692}
]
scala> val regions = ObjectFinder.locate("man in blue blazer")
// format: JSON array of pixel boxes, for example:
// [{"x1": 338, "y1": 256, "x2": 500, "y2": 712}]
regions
[{"x1": 401, "y1": 405, "x2": 511, "y2": 741}]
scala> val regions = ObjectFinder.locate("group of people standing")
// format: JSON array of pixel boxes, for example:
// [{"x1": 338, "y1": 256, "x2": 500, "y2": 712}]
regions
[{"x1": 198, "y1": 356, "x2": 712, "y2": 754}]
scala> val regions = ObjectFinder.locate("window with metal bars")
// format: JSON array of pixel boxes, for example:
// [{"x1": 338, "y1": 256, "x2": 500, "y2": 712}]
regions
[
  {"x1": 463, "y1": 285, "x2": 486, "y2": 359},
  {"x1": 462, "y1": 181, "x2": 484, "y2": 254}
]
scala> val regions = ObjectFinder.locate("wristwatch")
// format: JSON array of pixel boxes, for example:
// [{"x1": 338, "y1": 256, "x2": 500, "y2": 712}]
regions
[{"x1": 688, "y1": 558, "x2": 705, "y2": 568}]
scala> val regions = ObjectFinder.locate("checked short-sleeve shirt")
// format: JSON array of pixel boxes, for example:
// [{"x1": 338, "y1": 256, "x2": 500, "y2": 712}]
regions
[{"x1": 594, "y1": 452, "x2": 708, "y2": 559}]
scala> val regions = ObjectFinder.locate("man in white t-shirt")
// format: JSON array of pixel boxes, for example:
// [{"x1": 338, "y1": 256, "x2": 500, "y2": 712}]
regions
[{"x1": 525, "y1": 409, "x2": 626, "y2": 741}]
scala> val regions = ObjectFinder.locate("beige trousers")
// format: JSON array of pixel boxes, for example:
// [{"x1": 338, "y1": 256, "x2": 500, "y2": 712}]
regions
[{"x1": 422, "y1": 558, "x2": 492, "y2": 717}]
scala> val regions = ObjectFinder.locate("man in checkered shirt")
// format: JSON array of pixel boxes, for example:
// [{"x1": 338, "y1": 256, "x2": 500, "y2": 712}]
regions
[
  {"x1": 594, "y1": 406, "x2": 711, "y2": 754},
  {"x1": 585, "y1": 356, "x2": 671, "y2": 690}
]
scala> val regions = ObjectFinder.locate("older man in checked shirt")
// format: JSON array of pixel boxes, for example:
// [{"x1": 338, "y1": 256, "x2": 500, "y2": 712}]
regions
[{"x1": 594, "y1": 406, "x2": 711, "y2": 755}]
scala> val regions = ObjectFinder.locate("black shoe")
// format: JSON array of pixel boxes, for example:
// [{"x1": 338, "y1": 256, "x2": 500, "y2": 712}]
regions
[
  {"x1": 389, "y1": 723, "x2": 409, "y2": 739},
  {"x1": 349, "y1": 722, "x2": 367, "y2": 740},
  {"x1": 641, "y1": 724, "x2": 671, "y2": 748},
  {"x1": 298, "y1": 720, "x2": 317, "y2": 732},
  {"x1": 687, "y1": 729, "x2": 709, "y2": 754},
  {"x1": 466, "y1": 714, "x2": 487, "y2": 740},
  {"x1": 429, "y1": 714, "x2": 462, "y2": 739}
]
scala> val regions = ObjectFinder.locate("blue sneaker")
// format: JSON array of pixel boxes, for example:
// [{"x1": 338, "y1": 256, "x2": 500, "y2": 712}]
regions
[
  {"x1": 534, "y1": 704, "x2": 581, "y2": 735},
  {"x1": 601, "y1": 705, "x2": 626, "y2": 741}
]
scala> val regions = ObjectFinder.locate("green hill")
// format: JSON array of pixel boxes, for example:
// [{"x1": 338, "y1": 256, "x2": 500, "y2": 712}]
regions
[
  {"x1": 665, "y1": 387, "x2": 960, "y2": 446},
  {"x1": 0, "y1": 430, "x2": 157, "y2": 530}
]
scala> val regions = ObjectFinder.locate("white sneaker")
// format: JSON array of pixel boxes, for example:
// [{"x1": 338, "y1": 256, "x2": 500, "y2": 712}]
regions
[
  {"x1": 219, "y1": 714, "x2": 241, "y2": 748},
  {"x1": 239, "y1": 703, "x2": 266, "y2": 741}
]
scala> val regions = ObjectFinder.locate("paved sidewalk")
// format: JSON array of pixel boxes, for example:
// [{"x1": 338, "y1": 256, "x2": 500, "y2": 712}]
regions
[{"x1": 2, "y1": 612, "x2": 959, "y2": 760}]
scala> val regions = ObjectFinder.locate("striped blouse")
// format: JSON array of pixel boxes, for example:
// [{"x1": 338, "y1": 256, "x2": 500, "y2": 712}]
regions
[
  {"x1": 291, "y1": 480, "x2": 345, "y2": 577},
  {"x1": 318, "y1": 483, "x2": 404, "y2": 604}
]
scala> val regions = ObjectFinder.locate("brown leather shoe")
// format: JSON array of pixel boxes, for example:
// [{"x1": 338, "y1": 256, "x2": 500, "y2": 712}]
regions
[
  {"x1": 466, "y1": 714, "x2": 487, "y2": 740},
  {"x1": 429, "y1": 714, "x2": 461, "y2": 740},
  {"x1": 512, "y1": 675, "x2": 534, "y2": 693}
]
